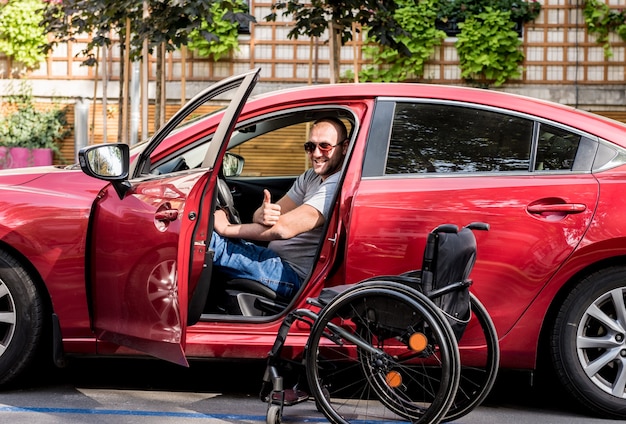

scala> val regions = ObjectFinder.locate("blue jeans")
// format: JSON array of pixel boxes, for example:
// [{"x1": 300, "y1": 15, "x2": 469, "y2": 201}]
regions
[{"x1": 210, "y1": 232, "x2": 302, "y2": 298}]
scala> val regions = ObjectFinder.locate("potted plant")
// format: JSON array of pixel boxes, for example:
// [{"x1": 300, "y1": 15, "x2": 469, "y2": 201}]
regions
[{"x1": 0, "y1": 83, "x2": 71, "y2": 169}]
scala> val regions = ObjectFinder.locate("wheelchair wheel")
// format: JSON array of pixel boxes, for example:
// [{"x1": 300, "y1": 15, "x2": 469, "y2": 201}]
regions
[
  {"x1": 444, "y1": 293, "x2": 499, "y2": 421},
  {"x1": 305, "y1": 282, "x2": 460, "y2": 423}
]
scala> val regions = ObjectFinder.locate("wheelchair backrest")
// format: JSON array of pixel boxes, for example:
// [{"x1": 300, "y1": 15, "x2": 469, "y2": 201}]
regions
[
  {"x1": 421, "y1": 223, "x2": 485, "y2": 340},
  {"x1": 430, "y1": 227, "x2": 477, "y2": 290}
]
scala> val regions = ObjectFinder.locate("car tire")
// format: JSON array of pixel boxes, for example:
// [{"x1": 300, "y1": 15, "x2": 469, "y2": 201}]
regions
[
  {"x1": 551, "y1": 266, "x2": 626, "y2": 419},
  {"x1": 0, "y1": 251, "x2": 44, "y2": 386}
]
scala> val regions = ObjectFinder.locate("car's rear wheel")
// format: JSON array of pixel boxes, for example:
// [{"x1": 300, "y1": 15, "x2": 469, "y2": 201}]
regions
[
  {"x1": 0, "y1": 251, "x2": 44, "y2": 386},
  {"x1": 551, "y1": 266, "x2": 626, "y2": 419}
]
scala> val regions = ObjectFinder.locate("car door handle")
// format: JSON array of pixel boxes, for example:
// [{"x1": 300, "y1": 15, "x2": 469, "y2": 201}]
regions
[
  {"x1": 155, "y1": 209, "x2": 179, "y2": 221},
  {"x1": 527, "y1": 203, "x2": 586, "y2": 214}
]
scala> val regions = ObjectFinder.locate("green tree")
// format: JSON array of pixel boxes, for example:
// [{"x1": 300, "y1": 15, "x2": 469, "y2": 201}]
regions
[
  {"x1": 267, "y1": 0, "x2": 409, "y2": 82},
  {"x1": 188, "y1": 0, "x2": 248, "y2": 61},
  {"x1": 360, "y1": 0, "x2": 446, "y2": 82},
  {"x1": 436, "y1": 0, "x2": 541, "y2": 24},
  {"x1": 0, "y1": 0, "x2": 47, "y2": 74},
  {"x1": 41, "y1": 0, "x2": 254, "y2": 137},
  {"x1": 583, "y1": 0, "x2": 626, "y2": 58},
  {"x1": 455, "y1": 7, "x2": 524, "y2": 87},
  {"x1": 42, "y1": 0, "x2": 253, "y2": 65}
]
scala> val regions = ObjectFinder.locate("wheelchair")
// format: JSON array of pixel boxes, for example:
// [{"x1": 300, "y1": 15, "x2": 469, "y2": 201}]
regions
[{"x1": 260, "y1": 222, "x2": 499, "y2": 424}]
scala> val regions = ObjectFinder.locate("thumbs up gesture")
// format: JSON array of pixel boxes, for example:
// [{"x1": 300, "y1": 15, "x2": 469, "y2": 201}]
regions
[{"x1": 255, "y1": 189, "x2": 281, "y2": 226}]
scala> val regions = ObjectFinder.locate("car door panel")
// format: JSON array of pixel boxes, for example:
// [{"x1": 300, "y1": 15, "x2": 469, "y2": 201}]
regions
[
  {"x1": 89, "y1": 172, "x2": 206, "y2": 365},
  {"x1": 346, "y1": 174, "x2": 598, "y2": 338},
  {"x1": 88, "y1": 69, "x2": 260, "y2": 365}
]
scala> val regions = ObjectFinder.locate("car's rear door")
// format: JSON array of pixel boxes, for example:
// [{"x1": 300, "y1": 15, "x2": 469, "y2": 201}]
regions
[
  {"x1": 348, "y1": 99, "x2": 599, "y2": 337},
  {"x1": 87, "y1": 69, "x2": 259, "y2": 366}
]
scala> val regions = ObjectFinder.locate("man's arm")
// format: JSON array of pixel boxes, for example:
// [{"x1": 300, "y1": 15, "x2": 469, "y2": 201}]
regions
[{"x1": 215, "y1": 203, "x2": 324, "y2": 241}]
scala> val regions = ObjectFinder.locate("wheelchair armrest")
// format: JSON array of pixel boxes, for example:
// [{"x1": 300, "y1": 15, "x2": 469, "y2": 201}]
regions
[
  {"x1": 428, "y1": 279, "x2": 472, "y2": 300},
  {"x1": 400, "y1": 270, "x2": 422, "y2": 279},
  {"x1": 466, "y1": 222, "x2": 490, "y2": 231},
  {"x1": 434, "y1": 224, "x2": 459, "y2": 234}
]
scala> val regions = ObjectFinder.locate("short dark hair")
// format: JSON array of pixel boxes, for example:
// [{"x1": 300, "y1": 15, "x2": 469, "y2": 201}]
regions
[{"x1": 314, "y1": 117, "x2": 348, "y2": 142}]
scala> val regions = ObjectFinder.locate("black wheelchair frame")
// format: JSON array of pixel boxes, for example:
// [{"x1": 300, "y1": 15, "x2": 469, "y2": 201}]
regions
[{"x1": 261, "y1": 222, "x2": 499, "y2": 424}]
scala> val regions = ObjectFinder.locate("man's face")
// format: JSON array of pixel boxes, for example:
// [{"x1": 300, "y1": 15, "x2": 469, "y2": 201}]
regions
[{"x1": 306, "y1": 122, "x2": 347, "y2": 179}]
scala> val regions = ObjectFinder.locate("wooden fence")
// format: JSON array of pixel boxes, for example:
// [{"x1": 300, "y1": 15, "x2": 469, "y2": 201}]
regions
[
  {"x1": 2, "y1": 1, "x2": 624, "y2": 87},
  {"x1": 54, "y1": 102, "x2": 311, "y2": 177}
]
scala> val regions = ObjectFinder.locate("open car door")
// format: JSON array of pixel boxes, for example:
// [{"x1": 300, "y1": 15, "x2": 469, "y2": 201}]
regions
[{"x1": 81, "y1": 69, "x2": 260, "y2": 366}]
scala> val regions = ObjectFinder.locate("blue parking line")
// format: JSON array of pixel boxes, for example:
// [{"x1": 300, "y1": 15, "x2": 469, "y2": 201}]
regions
[
  {"x1": 0, "y1": 405, "x2": 330, "y2": 422},
  {"x1": 0, "y1": 406, "x2": 420, "y2": 423},
  {"x1": 0, "y1": 405, "x2": 264, "y2": 420}
]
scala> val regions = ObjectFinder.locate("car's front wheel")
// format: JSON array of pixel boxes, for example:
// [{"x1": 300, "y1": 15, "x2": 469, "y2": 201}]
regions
[
  {"x1": 551, "y1": 266, "x2": 626, "y2": 419},
  {"x1": 0, "y1": 250, "x2": 44, "y2": 386}
]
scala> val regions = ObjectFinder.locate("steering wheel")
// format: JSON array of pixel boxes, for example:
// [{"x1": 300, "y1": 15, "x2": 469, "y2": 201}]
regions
[{"x1": 216, "y1": 178, "x2": 241, "y2": 224}]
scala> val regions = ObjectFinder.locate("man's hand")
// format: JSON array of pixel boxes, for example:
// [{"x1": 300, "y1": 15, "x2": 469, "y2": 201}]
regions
[{"x1": 254, "y1": 189, "x2": 281, "y2": 226}]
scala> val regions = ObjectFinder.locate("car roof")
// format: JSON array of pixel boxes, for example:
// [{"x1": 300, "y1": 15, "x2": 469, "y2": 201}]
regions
[{"x1": 246, "y1": 83, "x2": 626, "y2": 147}]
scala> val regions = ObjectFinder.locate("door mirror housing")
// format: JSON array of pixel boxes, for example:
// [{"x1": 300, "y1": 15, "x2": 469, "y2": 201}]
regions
[{"x1": 79, "y1": 143, "x2": 131, "y2": 198}]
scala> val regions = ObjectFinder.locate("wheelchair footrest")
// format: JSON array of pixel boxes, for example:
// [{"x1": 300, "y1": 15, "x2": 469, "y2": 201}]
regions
[{"x1": 266, "y1": 388, "x2": 309, "y2": 406}]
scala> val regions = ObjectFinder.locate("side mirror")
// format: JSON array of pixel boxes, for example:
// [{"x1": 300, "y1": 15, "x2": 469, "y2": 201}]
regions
[
  {"x1": 79, "y1": 144, "x2": 131, "y2": 199},
  {"x1": 79, "y1": 143, "x2": 130, "y2": 181},
  {"x1": 222, "y1": 152, "x2": 244, "y2": 177}
]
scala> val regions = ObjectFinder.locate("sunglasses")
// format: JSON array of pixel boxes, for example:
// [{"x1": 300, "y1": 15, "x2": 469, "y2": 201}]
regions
[{"x1": 303, "y1": 140, "x2": 344, "y2": 153}]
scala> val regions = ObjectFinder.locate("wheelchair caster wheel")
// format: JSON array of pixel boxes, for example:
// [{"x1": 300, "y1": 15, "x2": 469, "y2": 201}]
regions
[{"x1": 267, "y1": 405, "x2": 282, "y2": 424}]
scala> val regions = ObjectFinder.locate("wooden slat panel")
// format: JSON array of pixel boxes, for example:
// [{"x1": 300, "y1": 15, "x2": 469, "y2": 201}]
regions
[
  {"x1": 56, "y1": 103, "x2": 221, "y2": 164},
  {"x1": 58, "y1": 104, "x2": 75, "y2": 164},
  {"x1": 230, "y1": 123, "x2": 310, "y2": 176},
  {"x1": 594, "y1": 111, "x2": 626, "y2": 124},
  {"x1": 56, "y1": 105, "x2": 312, "y2": 175}
]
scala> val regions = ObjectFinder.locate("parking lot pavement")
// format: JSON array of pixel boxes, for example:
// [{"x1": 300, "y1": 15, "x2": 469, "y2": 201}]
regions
[
  {"x1": 0, "y1": 359, "x2": 621, "y2": 424},
  {"x1": 0, "y1": 384, "x2": 620, "y2": 424}
]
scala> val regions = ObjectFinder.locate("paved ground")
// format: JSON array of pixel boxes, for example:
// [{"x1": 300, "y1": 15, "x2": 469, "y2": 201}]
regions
[{"x1": 0, "y1": 358, "x2": 620, "y2": 424}]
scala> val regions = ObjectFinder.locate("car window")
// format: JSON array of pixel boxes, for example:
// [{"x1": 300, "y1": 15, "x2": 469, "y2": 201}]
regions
[
  {"x1": 228, "y1": 111, "x2": 354, "y2": 178},
  {"x1": 133, "y1": 69, "x2": 259, "y2": 178},
  {"x1": 535, "y1": 124, "x2": 582, "y2": 171},
  {"x1": 385, "y1": 102, "x2": 534, "y2": 174},
  {"x1": 151, "y1": 121, "x2": 314, "y2": 177},
  {"x1": 151, "y1": 140, "x2": 210, "y2": 174},
  {"x1": 230, "y1": 122, "x2": 312, "y2": 177},
  {"x1": 151, "y1": 109, "x2": 354, "y2": 178}
]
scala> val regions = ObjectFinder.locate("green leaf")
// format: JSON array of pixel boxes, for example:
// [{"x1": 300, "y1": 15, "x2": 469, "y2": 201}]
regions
[
  {"x1": 455, "y1": 8, "x2": 523, "y2": 87},
  {"x1": 0, "y1": 0, "x2": 47, "y2": 70}
]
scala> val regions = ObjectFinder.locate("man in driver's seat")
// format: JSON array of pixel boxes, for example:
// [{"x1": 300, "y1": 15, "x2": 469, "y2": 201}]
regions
[{"x1": 210, "y1": 117, "x2": 348, "y2": 299}]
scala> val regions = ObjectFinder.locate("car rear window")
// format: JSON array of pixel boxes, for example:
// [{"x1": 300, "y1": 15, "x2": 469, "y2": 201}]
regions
[
  {"x1": 535, "y1": 123, "x2": 582, "y2": 171},
  {"x1": 386, "y1": 102, "x2": 534, "y2": 174}
]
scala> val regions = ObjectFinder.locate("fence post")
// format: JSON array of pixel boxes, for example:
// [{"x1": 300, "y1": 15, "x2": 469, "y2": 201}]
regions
[{"x1": 74, "y1": 98, "x2": 90, "y2": 161}]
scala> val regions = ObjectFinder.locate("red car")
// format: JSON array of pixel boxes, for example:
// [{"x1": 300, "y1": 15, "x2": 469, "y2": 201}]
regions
[{"x1": 1, "y1": 69, "x2": 625, "y2": 418}]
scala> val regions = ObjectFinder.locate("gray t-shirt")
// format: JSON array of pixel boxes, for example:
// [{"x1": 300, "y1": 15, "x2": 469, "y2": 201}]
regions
[{"x1": 268, "y1": 169, "x2": 339, "y2": 279}]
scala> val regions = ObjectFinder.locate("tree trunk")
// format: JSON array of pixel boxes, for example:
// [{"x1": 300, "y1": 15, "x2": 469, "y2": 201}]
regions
[
  {"x1": 329, "y1": 22, "x2": 342, "y2": 84},
  {"x1": 118, "y1": 42, "x2": 125, "y2": 143},
  {"x1": 155, "y1": 42, "x2": 166, "y2": 131},
  {"x1": 120, "y1": 18, "x2": 132, "y2": 144},
  {"x1": 101, "y1": 42, "x2": 108, "y2": 143}
]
